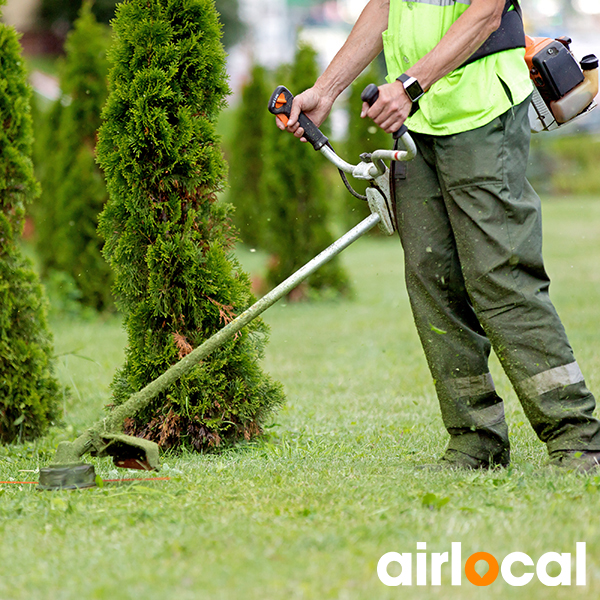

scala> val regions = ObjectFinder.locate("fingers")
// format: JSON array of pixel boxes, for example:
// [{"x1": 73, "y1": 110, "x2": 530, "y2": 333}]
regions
[
  {"x1": 274, "y1": 113, "x2": 306, "y2": 140},
  {"x1": 274, "y1": 87, "x2": 330, "y2": 143},
  {"x1": 361, "y1": 81, "x2": 410, "y2": 133},
  {"x1": 275, "y1": 116, "x2": 286, "y2": 131},
  {"x1": 288, "y1": 96, "x2": 302, "y2": 129},
  {"x1": 379, "y1": 113, "x2": 405, "y2": 134}
]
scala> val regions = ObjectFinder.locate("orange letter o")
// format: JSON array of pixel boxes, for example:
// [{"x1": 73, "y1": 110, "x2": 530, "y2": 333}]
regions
[{"x1": 465, "y1": 552, "x2": 499, "y2": 586}]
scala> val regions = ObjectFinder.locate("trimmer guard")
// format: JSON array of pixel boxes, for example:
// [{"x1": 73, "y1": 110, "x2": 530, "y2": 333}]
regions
[
  {"x1": 91, "y1": 433, "x2": 161, "y2": 471},
  {"x1": 366, "y1": 174, "x2": 395, "y2": 236}
]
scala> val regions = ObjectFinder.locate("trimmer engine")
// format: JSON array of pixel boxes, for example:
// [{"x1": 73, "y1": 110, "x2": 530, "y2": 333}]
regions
[{"x1": 525, "y1": 35, "x2": 598, "y2": 132}]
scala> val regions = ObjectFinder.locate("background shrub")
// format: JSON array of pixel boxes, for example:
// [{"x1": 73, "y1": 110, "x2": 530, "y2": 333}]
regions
[
  {"x1": 228, "y1": 63, "x2": 271, "y2": 250},
  {"x1": 33, "y1": 2, "x2": 113, "y2": 312},
  {"x1": 0, "y1": 3, "x2": 62, "y2": 443},
  {"x1": 261, "y1": 44, "x2": 350, "y2": 298}
]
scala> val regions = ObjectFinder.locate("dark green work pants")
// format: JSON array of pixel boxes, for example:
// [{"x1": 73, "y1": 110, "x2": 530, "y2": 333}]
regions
[{"x1": 394, "y1": 96, "x2": 600, "y2": 462}]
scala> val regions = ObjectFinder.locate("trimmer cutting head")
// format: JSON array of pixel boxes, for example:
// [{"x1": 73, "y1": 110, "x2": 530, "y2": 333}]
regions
[
  {"x1": 38, "y1": 463, "x2": 97, "y2": 491},
  {"x1": 38, "y1": 433, "x2": 160, "y2": 490}
]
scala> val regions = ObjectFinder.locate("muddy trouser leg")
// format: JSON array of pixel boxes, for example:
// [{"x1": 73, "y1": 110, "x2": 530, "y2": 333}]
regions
[
  {"x1": 395, "y1": 96, "x2": 600, "y2": 460},
  {"x1": 394, "y1": 132, "x2": 510, "y2": 463}
]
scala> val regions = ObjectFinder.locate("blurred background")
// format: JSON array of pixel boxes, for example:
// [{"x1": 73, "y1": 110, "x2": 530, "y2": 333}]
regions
[
  {"x1": 3, "y1": 0, "x2": 599, "y2": 101},
  {"x1": 2, "y1": 0, "x2": 599, "y2": 306}
]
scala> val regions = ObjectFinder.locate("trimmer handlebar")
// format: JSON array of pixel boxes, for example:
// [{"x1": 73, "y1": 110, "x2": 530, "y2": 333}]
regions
[
  {"x1": 268, "y1": 85, "x2": 329, "y2": 151},
  {"x1": 361, "y1": 83, "x2": 409, "y2": 140},
  {"x1": 268, "y1": 84, "x2": 417, "y2": 179}
]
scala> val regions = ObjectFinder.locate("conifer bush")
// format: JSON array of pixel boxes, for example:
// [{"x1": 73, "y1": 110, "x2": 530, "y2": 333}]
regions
[
  {"x1": 97, "y1": 0, "x2": 284, "y2": 450},
  {"x1": 262, "y1": 44, "x2": 350, "y2": 297},
  {"x1": 229, "y1": 63, "x2": 270, "y2": 249},
  {"x1": 34, "y1": 2, "x2": 113, "y2": 311},
  {"x1": 0, "y1": 3, "x2": 62, "y2": 443}
]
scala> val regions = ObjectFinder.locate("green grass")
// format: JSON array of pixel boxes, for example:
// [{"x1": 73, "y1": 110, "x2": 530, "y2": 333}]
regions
[{"x1": 2, "y1": 196, "x2": 600, "y2": 599}]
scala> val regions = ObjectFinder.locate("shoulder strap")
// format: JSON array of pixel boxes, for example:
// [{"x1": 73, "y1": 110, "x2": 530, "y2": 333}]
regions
[{"x1": 461, "y1": 0, "x2": 525, "y2": 68}]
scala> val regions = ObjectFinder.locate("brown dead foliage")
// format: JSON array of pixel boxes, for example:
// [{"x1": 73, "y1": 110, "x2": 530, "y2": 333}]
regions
[
  {"x1": 123, "y1": 406, "x2": 228, "y2": 452},
  {"x1": 173, "y1": 332, "x2": 194, "y2": 358},
  {"x1": 243, "y1": 420, "x2": 261, "y2": 441},
  {"x1": 207, "y1": 296, "x2": 236, "y2": 326}
]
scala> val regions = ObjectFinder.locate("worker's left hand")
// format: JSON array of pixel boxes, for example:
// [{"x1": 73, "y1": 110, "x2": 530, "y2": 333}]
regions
[{"x1": 361, "y1": 80, "x2": 412, "y2": 133}]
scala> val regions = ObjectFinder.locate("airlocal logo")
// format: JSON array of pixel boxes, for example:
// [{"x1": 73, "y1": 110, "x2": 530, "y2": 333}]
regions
[{"x1": 377, "y1": 542, "x2": 586, "y2": 587}]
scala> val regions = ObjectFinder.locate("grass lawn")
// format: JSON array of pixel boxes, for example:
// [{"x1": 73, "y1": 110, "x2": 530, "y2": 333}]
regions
[{"x1": 1, "y1": 196, "x2": 600, "y2": 599}]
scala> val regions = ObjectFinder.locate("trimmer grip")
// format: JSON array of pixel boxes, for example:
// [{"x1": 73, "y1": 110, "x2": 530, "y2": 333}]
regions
[
  {"x1": 361, "y1": 83, "x2": 379, "y2": 107},
  {"x1": 360, "y1": 83, "x2": 408, "y2": 140},
  {"x1": 268, "y1": 85, "x2": 329, "y2": 151}
]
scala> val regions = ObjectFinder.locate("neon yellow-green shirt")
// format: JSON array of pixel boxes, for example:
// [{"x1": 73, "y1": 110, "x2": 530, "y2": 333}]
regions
[{"x1": 383, "y1": 0, "x2": 533, "y2": 135}]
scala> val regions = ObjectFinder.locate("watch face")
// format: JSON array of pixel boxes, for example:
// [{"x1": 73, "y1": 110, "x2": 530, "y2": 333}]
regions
[{"x1": 405, "y1": 78, "x2": 424, "y2": 102}]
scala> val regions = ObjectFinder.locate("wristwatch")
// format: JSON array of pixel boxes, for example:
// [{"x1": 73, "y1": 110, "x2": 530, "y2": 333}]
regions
[
  {"x1": 397, "y1": 73, "x2": 425, "y2": 102},
  {"x1": 397, "y1": 73, "x2": 424, "y2": 115}
]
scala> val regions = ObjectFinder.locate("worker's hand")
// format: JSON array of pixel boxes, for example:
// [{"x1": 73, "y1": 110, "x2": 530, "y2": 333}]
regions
[
  {"x1": 275, "y1": 87, "x2": 333, "y2": 142},
  {"x1": 361, "y1": 80, "x2": 412, "y2": 133}
]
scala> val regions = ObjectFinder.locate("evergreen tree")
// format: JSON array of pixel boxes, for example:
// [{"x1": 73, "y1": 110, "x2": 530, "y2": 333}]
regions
[
  {"x1": 229, "y1": 63, "x2": 270, "y2": 249},
  {"x1": 40, "y1": 0, "x2": 245, "y2": 49},
  {"x1": 0, "y1": 3, "x2": 62, "y2": 443},
  {"x1": 343, "y1": 62, "x2": 392, "y2": 229},
  {"x1": 34, "y1": 2, "x2": 113, "y2": 311},
  {"x1": 262, "y1": 44, "x2": 350, "y2": 297},
  {"x1": 97, "y1": 0, "x2": 284, "y2": 450}
]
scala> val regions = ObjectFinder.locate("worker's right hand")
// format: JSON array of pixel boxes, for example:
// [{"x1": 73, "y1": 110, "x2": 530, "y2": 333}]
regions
[
  {"x1": 275, "y1": 87, "x2": 333, "y2": 142},
  {"x1": 361, "y1": 80, "x2": 412, "y2": 134}
]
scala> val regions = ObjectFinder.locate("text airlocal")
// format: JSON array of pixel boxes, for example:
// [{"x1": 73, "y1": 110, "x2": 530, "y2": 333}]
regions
[{"x1": 378, "y1": 542, "x2": 586, "y2": 587}]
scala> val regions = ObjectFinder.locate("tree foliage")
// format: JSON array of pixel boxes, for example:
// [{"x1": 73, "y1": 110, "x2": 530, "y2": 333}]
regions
[
  {"x1": 261, "y1": 44, "x2": 350, "y2": 297},
  {"x1": 0, "y1": 3, "x2": 61, "y2": 443},
  {"x1": 97, "y1": 0, "x2": 284, "y2": 450},
  {"x1": 229, "y1": 64, "x2": 270, "y2": 249},
  {"x1": 34, "y1": 2, "x2": 113, "y2": 311}
]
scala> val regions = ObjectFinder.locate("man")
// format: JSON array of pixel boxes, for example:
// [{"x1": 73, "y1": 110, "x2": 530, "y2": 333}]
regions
[{"x1": 278, "y1": 0, "x2": 600, "y2": 470}]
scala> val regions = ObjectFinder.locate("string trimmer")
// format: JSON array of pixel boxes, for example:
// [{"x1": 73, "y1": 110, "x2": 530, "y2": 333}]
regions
[{"x1": 38, "y1": 84, "x2": 416, "y2": 490}]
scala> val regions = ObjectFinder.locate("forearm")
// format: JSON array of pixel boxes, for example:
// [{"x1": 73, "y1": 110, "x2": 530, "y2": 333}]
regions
[
  {"x1": 314, "y1": 0, "x2": 389, "y2": 103},
  {"x1": 284, "y1": 0, "x2": 389, "y2": 134},
  {"x1": 407, "y1": 0, "x2": 504, "y2": 91}
]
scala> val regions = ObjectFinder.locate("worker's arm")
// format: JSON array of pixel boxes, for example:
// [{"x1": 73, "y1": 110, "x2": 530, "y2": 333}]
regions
[
  {"x1": 365, "y1": 0, "x2": 506, "y2": 133},
  {"x1": 278, "y1": 0, "x2": 390, "y2": 139}
]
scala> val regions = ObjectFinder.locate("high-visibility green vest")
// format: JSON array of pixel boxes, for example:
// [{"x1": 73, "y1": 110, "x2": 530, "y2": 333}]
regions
[{"x1": 383, "y1": 0, "x2": 533, "y2": 135}]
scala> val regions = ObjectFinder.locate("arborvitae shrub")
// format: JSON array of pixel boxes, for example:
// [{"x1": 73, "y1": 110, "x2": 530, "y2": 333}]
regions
[
  {"x1": 229, "y1": 64, "x2": 270, "y2": 249},
  {"x1": 0, "y1": 4, "x2": 62, "y2": 443},
  {"x1": 262, "y1": 44, "x2": 350, "y2": 297},
  {"x1": 34, "y1": 2, "x2": 113, "y2": 311},
  {"x1": 343, "y1": 62, "x2": 392, "y2": 229},
  {"x1": 31, "y1": 98, "x2": 63, "y2": 277},
  {"x1": 97, "y1": 0, "x2": 284, "y2": 450}
]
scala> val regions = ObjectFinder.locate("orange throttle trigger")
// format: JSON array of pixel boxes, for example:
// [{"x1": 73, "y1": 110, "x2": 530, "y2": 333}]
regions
[
  {"x1": 269, "y1": 86, "x2": 293, "y2": 127},
  {"x1": 275, "y1": 92, "x2": 287, "y2": 108},
  {"x1": 267, "y1": 85, "x2": 329, "y2": 151},
  {"x1": 275, "y1": 92, "x2": 289, "y2": 125}
]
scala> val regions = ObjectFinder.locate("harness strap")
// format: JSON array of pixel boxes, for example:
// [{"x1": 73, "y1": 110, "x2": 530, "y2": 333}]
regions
[{"x1": 461, "y1": 0, "x2": 525, "y2": 68}]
